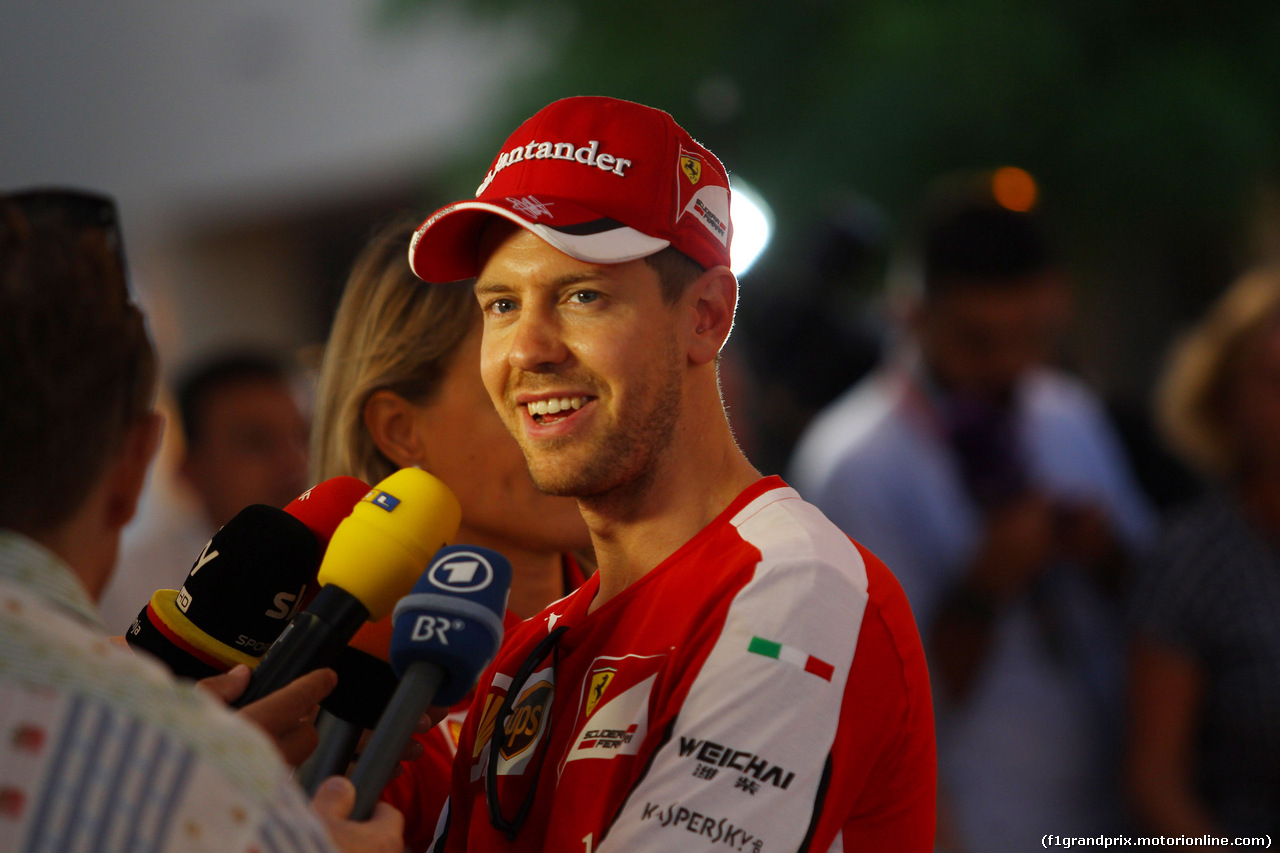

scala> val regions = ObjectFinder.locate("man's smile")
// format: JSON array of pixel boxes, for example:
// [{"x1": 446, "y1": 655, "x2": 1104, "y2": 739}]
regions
[
  {"x1": 518, "y1": 394, "x2": 597, "y2": 427},
  {"x1": 525, "y1": 395, "x2": 588, "y2": 421}
]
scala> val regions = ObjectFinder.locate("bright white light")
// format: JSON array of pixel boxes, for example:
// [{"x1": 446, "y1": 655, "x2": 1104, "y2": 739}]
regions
[{"x1": 729, "y1": 178, "x2": 773, "y2": 276}]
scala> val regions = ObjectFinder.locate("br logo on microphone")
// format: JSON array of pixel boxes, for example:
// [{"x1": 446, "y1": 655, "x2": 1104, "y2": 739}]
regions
[{"x1": 427, "y1": 550, "x2": 495, "y2": 593}]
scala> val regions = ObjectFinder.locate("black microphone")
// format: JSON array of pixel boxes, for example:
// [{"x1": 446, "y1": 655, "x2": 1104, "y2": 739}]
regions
[
  {"x1": 126, "y1": 504, "x2": 320, "y2": 679},
  {"x1": 348, "y1": 545, "x2": 512, "y2": 819},
  {"x1": 234, "y1": 468, "x2": 461, "y2": 708},
  {"x1": 322, "y1": 644, "x2": 400, "y2": 730},
  {"x1": 294, "y1": 618, "x2": 400, "y2": 794}
]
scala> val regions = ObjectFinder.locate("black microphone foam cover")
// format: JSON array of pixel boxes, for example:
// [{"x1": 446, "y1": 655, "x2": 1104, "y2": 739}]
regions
[
  {"x1": 176, "y1": 504, "x2": 320, "y2": 653},
  {"x1": 321, "y1": 645, "x2": 400, "y2": 730}
]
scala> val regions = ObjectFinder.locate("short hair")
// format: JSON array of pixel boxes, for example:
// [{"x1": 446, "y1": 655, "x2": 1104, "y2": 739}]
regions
[
  {"x1": 475, "y1": 216, "x2": 706, "y2": 305},
  {"x1": 311, "y1": 218, "x2": 479, "y2": 485},
  {"x1": 1156, "y1": 264, "x2": 1280, "y2": 479},
  {"x1": 893, "y1": 182, "x2": 1057, "y2": 301},
  {"x1": 643, "y1": 246, "x2": 706, "y2": 304},
  {"x1": 0, "y1": 191, "x2": 157, "y2": 534},
  {"x1": 176, "y1": 351, "x2": 292, "y2": 448}
]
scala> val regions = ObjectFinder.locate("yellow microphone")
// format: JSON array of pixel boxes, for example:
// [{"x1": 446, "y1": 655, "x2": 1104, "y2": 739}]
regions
[{"x1": 234, "y1": 468, "x2": 461, "y2": 707}]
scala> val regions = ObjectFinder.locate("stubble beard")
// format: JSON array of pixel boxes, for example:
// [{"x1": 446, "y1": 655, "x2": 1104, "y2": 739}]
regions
[{"x1": 517, "y1": 341, "x2": 684, "y2": 503}]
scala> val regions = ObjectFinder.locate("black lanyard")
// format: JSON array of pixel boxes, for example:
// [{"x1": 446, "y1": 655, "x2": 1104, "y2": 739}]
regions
[{"x1": 485, "y1": 625, "x2": 569, "y2": 840}]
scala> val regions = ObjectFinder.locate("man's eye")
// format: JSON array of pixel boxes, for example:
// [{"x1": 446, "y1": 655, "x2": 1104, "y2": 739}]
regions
[
  {"x1": 488, "y1": 298, "x2": 517, "y2": 314},
  {"x1": 569, "y1": 290, "x2": 600, "y2": 305}
]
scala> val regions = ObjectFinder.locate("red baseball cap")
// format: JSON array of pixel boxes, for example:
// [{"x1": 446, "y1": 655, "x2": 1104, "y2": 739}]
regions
[{"x1": 408, "y1": 96, "x2": 733, "y2": 283}]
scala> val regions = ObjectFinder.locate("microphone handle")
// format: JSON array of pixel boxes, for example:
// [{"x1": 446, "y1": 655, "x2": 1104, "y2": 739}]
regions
[
  {"x1": 295, "y1": 711, "x2": 364, "y2": 795},
  {"x1": 234, "y1": 587, "x2": 368, "y2": 708},
  {"x1": 349, "y1": 660, "x2": 445, "y2": 820}
]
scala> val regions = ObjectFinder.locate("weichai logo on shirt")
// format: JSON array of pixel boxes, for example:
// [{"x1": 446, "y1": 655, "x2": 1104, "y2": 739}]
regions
[
  {"x1": 678, "y1": 736, "x2": 796, "y2": 791},
  {"x1": 499, "y1": 679, "x2": 553, "y2": 761}
]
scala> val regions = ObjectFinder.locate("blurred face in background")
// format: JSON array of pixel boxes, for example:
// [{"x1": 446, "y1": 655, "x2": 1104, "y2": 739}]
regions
[
  {"x1": 915, "y1": 273, "x2": 1072, "y2": 405},
  {"x1": 181, "y1": 378, "x2": 310, "y2": 527},
  {"x1": 406, "y1": 324, "x2": 591, "y2": 556}
]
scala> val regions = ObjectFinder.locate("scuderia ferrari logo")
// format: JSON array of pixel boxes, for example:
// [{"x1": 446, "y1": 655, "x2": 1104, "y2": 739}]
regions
[
  {"x1": 680, "y1": 155, "x2": 702, "y2": 185},
  {"x1": 674, "y1": 146, "x2": 730, "y2": 249},
  {"x1": 565, "y1": 673, "x2": 655, "y2": 767},
  {"x1": 586, "y1": 668, "x2": 616, "y2": 719}
]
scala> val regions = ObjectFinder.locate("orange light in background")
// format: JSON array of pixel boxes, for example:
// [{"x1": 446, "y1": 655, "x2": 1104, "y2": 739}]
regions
[{"x1": 991, "y1": 166, "x2": 1038, "y2": 212}]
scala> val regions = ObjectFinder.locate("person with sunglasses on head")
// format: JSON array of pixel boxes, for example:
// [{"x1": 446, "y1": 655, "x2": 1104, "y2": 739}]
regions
[
  {"x1": 408, "y1": 97, "x2": 937, "y2": 852},
  {"x1": 310, "y1": 217, "x2": 593, "y2": 851},
  {"x1": 0, "y1": 189, "x2": 403, "y2": 853}
]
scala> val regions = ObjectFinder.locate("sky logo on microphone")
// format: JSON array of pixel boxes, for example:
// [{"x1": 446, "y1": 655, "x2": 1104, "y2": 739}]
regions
[
  {"x1": 427, "y1": 550, "x2": 494, "y2": 593},
  {"x1": 364, "y1": 490, "x2": 401, "y2": 512}
]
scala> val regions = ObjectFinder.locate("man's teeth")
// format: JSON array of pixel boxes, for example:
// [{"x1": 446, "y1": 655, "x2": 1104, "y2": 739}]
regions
[{"x1": 527, "y1": 397, "x2": 586, "y2": 416}]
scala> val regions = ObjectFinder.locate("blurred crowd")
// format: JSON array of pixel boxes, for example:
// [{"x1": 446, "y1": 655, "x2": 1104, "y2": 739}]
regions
[
  {"x1": 762, "y1": 172, "x2": 1280, "y2": 848},
  {"x1": 11, "y1": 161, "x2": 1280, "y2": 851}
]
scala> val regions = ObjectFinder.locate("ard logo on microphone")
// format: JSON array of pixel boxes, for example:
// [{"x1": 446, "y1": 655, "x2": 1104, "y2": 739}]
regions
[
  {"x1": 427, "y1": 550, "x2": 494, "y2": 593},
  {"x1": 363, "y1": 489, "x2": 401, "y2": 512}
]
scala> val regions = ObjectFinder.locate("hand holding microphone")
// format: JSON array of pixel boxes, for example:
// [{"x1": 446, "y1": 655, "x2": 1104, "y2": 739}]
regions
[
  {"x1": 348, "y1": 545, "x2": 513, "y2": 819},
  {"x1": 234, "y1": 468, "x2": 462, "y2": 708},
  {"x1": 201, "y1": 665, "x2": 339, "y2": 766}
]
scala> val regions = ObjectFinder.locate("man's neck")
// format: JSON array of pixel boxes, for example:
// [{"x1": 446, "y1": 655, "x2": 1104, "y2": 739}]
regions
[
  {"x1": 28, "y1": 493, "x2": 119, "y2": 603},
  {"x1": 581, "y1": 407, "x2": 759, "y2": 613},
  {"x1": 453, "y1": 522, "x2": 569, "y2": 620}
]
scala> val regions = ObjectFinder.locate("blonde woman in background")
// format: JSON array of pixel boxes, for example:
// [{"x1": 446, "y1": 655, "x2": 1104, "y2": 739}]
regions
[
  {"x1": 311, "y1": 218, "x2": 592, "y2": 851},
  {"x1": 1126, "y1": 265, "x2": 1280, "y2": 840}
]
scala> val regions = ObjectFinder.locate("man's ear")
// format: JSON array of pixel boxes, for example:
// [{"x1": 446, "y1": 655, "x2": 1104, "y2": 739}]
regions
[
  {"x1": 685, "y1": 265, "x2": 738, "y2": 366},
  {"x1": 106, "y1": 411, "x2": 163, "y2": 529},
  {"x1": 362, "y1": 390, "x2": 427, "y2": 470}
]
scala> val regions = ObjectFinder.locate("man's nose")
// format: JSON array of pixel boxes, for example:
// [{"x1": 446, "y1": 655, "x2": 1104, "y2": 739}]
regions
[{"x1": 508, "y1": 310, "x2": 569, "y2": 372}]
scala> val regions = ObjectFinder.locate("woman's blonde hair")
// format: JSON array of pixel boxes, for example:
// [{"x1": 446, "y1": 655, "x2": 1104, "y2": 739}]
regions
[
  {"x1": 311, "y1": 217, "x2": 479, "y2": 485},
  {"x1": 1156, "y1": 263, "x2": 1280, "y2": 480}
]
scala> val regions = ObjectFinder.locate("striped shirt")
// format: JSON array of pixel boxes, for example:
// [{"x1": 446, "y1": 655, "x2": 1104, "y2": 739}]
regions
[{"x1": 0, "y1": 531, "x2": 337, "y2": 853}]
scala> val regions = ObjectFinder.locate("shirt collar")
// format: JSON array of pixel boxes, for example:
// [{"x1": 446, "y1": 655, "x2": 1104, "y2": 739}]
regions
[{"x1": 0, "y1": 529, "x2": 107, "y2": 630}]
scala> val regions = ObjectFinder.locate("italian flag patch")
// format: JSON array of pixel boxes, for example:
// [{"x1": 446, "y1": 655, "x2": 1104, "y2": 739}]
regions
[{"x1": 748, "y1": 636, "x2": 834, "y2": 681}]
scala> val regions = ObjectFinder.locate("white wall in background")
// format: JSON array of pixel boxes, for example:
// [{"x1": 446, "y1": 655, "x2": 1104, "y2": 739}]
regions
[{"x1": 2, "y1": 0, "x2": 528, "y2": 240}]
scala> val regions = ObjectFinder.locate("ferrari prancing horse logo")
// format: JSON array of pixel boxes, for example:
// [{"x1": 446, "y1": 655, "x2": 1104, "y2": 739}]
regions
[
  {"x1": 680, "y1": 155, "x2": 702, "y2": 185},
  {"x1": 586, "y1": 669, "x2": 616, "y2": 719}
]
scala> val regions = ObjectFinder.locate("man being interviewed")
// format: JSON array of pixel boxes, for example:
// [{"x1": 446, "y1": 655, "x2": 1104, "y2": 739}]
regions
[{"x1": 410, "y1": 96, "x2": 936, "y2": 852}]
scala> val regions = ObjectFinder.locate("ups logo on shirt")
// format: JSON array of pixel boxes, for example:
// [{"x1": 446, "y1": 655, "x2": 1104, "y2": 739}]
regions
[{"x1": 500, "y1": 679, "x2": 553, "y2": 761}]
